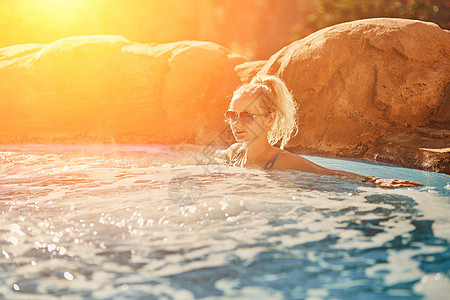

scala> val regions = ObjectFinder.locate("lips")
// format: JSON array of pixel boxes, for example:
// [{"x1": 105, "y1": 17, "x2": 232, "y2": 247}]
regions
[
  {"x1": 235, "y1": 129, "x2": 247, "y2": 135},
  {"x1": 232, "y1": 126, "x2": 247, "y2": 139}
]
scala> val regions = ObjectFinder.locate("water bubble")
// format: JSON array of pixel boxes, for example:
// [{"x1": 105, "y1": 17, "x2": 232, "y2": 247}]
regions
[
  {"x1": 13, "y1": 284, "x2": 20, "y2": 291},
  {"x1": 8, "y1": 236, "x2": 18, "y2": 245},
  {"x1": 11, "y1": 223, "x2": 24, "y2": 236},
  {"x1": 64, "y1": 271, "x2": 74, "y2": 281}
]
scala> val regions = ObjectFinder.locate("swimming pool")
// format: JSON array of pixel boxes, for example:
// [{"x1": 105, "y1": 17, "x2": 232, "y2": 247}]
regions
[{"x1": 1, "y1": 144, "x2": 449, "y2": 299}]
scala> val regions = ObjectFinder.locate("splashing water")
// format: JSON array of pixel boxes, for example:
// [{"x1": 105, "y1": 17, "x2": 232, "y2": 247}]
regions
[{"x1": 0, "y1": 144, "x2": 449, "y2": 299}]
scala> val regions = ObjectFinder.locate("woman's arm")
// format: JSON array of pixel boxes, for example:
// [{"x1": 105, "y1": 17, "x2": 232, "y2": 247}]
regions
[{"x1": 276, "y1": 152, "x2": 422, "y2": 188}]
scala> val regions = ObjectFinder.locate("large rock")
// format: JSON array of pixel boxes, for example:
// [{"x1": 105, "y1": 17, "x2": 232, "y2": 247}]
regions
[
  {"x1": 0, "y1": 35, "x2": 245, "y2": 144},
  {"x1": 247, "y1": 18, "x2": 449, "y2": 173},
  {"x1": 364, "y1": 129, "x2": 449, "y2": 174},
  {"x1": 1, "y1": 20, "x2": 449, "y2": 173}
]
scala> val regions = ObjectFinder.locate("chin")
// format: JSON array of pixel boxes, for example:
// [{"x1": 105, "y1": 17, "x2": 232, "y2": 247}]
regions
[
  {"x1": 234, "y1": 137, "x2": 251, "y2": 145},
  {"x1": 233, "y1": 133, "x2": 246, "y2": 141}
]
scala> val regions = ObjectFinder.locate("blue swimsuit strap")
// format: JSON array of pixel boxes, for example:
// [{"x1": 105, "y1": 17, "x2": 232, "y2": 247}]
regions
[
  {"x1": 264, "y1": 151, "x2": 286, "y2": 170},
  {"x1": 230, "y1": 147, "x2": 245, "y2": 166}
]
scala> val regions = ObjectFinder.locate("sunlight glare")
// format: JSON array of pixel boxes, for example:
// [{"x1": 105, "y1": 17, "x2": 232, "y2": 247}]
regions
[{"x1": 15, "y1": 0, "x2": 98, "y2": 40}]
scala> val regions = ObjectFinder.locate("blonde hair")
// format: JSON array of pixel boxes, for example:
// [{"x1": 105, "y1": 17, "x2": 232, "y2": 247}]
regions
[{"x1": 231, "y1": 75, "x2": 298, "y2": 149}]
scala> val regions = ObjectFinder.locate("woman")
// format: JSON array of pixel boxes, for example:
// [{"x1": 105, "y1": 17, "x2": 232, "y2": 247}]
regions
[{"x1": 216, "y1": 75, "x2": 421, "y2": 188}]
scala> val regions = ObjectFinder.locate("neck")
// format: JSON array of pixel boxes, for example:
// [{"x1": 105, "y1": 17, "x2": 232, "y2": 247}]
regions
[{"x1": 243, "y1": 137, "x2": 278, "y2": 166}]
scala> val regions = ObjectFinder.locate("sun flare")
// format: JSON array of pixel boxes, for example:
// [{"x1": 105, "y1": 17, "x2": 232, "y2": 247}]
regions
[
  {"x1": 19, "y1": 0, "x2": 88, "y2": 18},
  {"x1": 11, "y1": 0, "x2": 99, "y2": 41}
]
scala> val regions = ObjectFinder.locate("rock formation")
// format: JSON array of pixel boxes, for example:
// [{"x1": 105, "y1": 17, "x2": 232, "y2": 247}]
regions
[
  {"x1": 241, "y1": 18, "x2": 449, "y2": 173},
  {"x1": 1, "y1": 18, "x2": 449, "y2": 173},
  {"x1": 0, "y1": 35, "x2": 245, "y2": 144}
]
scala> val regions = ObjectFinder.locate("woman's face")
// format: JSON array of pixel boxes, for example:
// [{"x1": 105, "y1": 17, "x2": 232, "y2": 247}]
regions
[{"x1": 227, "y1": 94, "x2": 273, "y2": 144}]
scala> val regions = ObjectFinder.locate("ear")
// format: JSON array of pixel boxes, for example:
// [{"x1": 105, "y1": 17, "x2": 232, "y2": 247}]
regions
[{"x1": 266, "y1": 112, "x2": 276, "y2": 128}]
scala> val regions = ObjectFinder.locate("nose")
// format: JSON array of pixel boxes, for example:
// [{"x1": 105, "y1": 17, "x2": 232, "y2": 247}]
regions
[
  {"x1": 232, "y1": 117, "x2": 247, "y2": 129},
  {"x1": 228, "y1": 116, "x2": 244, "y2": 127}
]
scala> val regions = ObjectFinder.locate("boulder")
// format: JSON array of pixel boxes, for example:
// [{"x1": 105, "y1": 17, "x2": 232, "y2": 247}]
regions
[
  {"x1": 1, "y1": 19, "x2": 449, "y2": 174},
  {"x1": 364, "y1": 129, "x2": 449, "y2": 174},
  {"x1": 0, "y1": 35, "x2": 246, "y2": 144},
  {"x1": 246, "y1": 18, "x2": 449, "y2": 173},
  {"x1": 234, "y1": 60, "x2": 266, "y2": 84}
]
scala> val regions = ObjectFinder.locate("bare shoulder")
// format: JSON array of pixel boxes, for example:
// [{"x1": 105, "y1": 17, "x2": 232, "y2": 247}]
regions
[
  {"x1": 274, "y1": 151, "x2": 309, "y2": 167},
  {"x1": 273, "y1": 151, "x2": 364, "y2": 180},
  {"x1": 273, "y1": 151, "x2": 328, "y2": 173}
]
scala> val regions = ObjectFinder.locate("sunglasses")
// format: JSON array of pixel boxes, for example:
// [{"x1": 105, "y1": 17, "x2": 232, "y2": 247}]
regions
[{"x1": 224, "y1": 110, "x2": 266, "y2": 125}]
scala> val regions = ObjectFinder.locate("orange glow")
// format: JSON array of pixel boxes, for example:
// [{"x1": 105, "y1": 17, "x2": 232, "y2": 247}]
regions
[
  {"x1": 1, "y1": 0, "x2": 318, "y2": 59},
  {"x1": 23, "y1": 0, "x2": 87, "y2": 17},
  {"x1": 17, "y1": 0, "x2": 102, "y2": 39},
  {"x1": 1, "y1": 0, "x2": 203, "y2": 49}
]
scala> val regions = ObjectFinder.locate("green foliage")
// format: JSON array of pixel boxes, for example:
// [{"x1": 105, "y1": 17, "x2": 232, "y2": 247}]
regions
[{"x1": 308, "y1": 0, "x2": 449, "y2": 31}]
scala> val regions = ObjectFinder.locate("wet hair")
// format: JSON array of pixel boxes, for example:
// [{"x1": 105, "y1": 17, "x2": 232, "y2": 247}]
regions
[{"x1": 231, "y1": 75, "x2": 298, "y2": 149}]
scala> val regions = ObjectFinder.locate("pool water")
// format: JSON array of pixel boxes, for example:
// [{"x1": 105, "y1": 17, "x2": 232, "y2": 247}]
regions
[{"x1": 0, "y1": 144, "x2": 449, "y2": 299}]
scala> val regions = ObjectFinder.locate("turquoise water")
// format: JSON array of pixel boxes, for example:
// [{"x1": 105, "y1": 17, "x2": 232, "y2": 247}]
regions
[
  {"x1": 0, "y1": 144, "x2": 449, "y2": 299},
  {"x1": 304, "y1": 155, "x2": 450, "y2": 193}
]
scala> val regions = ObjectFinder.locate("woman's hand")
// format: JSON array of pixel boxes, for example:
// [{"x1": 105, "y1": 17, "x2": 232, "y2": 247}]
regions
[{"x1": 365, "y1": 177, "x2": 422, "y2": 188}]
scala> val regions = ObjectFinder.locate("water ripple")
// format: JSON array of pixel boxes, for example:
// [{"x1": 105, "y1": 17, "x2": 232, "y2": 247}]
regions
[{"x1": 0, "y1": 144, "x2": 448, "y2": 299}]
